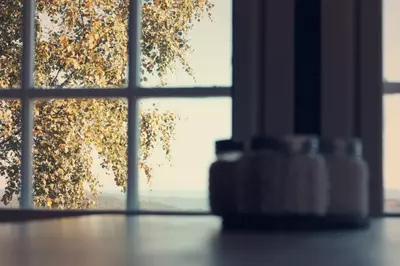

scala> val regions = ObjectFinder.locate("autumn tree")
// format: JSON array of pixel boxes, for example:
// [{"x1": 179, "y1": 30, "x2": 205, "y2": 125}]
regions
[{"x1": 0, "y1": 0, "x2": 214, "y2": 209}]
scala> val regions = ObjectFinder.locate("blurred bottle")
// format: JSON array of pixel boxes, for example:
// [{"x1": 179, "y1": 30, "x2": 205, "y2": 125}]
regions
[
  {"x1": 238, "y1": 136, "x2": 284, "y2": 214},
  {"x1": 321, "y1": 138, "x2": 369, "y2": 218},
  {"x1": 281, "y1": 135, "x2": 329, "y2": 216},
  {"x1": 209, "y1": 139, "x2": 244, "y2": 215}
]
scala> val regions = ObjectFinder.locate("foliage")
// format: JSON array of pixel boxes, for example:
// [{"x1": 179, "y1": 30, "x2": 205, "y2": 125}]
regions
[{"x1": 0, "y1": 0, "x2": 214, "y2": 209}]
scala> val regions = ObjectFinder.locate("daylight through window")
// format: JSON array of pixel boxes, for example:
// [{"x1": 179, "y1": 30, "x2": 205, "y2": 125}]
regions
[{"x1": 0, "y1": 0, "x2": 232, "y2": 211}]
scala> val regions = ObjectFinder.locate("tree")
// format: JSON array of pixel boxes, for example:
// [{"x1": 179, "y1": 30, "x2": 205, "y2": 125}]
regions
[{"x1": 0, "y1": 0, "x2": 214, "y2": 209}]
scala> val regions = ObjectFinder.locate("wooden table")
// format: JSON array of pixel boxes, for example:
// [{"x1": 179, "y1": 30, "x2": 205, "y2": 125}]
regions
[{"x1": 0, "y1": 214, "x2": 398, "y2": 266}]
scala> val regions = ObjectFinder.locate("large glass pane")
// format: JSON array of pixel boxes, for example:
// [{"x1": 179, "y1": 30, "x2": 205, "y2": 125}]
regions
[
  {"x1": 384, "y1": 0, "x2": 400, "y2": 81},
  {"x1": 140, "y1": 0, "x2": 232, "y2": 88},
  {"x1": 0, "y1": 100, "x2": 21, "y2": 208},
  {"x1": 33, "y1": 98, "x2": 127, "y2": 209},
  {"x1": 34, "y1": 1, "x2": 128, "y2": 88},
  {"x1": 384, "y1": 0, "x2": 400, "y2": 212},
  {"x1": 384, "y1": 94, "x2": 400, "y2": 212},
  {"x1": 138, "y1": 98, "x2": 231, "y2": 211},
  {"x1": 0, "y1": 1, "x2": 22, "y2": 89}
]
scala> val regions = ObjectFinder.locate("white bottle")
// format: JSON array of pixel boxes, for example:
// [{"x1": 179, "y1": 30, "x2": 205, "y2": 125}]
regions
[
  {"x1": 209, "y1": 139, "x2": 244, "y2": 215},
  {"x1": 238, "y1": 136, "x2": 284, "y2": 214},
  {"x1": 281, "y1": 135, "x2": 329, "y2": 216},
  {"x1": 321, "y1": 138, "x2": 369, "y2": 218}
]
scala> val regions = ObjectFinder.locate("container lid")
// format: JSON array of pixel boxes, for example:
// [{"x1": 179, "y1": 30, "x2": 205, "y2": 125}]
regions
[
  {"x1": 250, "y1": 136, "x2": 283, "y2": 151},
  {"x1": 215, "y1": 139, "x2": 244, "y2": 153},
  {"x1": 283, "y1": 135, "x2": 319, "y2": 154},
  {"x1": 320, "y1": 138, "x2": 362, "y2": 156}
]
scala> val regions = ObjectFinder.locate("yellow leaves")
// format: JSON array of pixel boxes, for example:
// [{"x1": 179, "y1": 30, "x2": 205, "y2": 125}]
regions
[
  {"x1": 60, "y1": 35, "x2": 69, "y2": 46},
  {"x1": 65, "y1": 57, "x2": 80, "y2": 70},
  {"x1": 84, "y1": 0, "x2": 95, "y2": 8},
  {"x1": 47, "y1": 198, "x2": 53, "y2": 208},
  {"x1": 66, "y1": 45, "x2": 73, "y2": 53},
  {"x1": 92, "y1": 21, "x2": 101, "y2": 31},
  {"x1": 33, "y1": 129, "x2": 44, "y2": 137},
  {"x1": 86, "y1": 33, "x2": 100, "y2": 49},
  {"x1": 59, "y1": 143, "x2": 69, "y2": 153},
  {"x1": 0, "y1": 80, "x2": 8, "y2": 88},
  {"x1": 96, "y1": 65, "x2": 104, "y2": 73}
]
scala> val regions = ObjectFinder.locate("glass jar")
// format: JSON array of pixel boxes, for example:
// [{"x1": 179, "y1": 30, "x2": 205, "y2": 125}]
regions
[
  {"x1": 281, "y1": 135, "x2": 329, "y2": 216},
  {"x1": 238, "y1": 136, "x2": 284, "y2": 214},
  {"x1": 209, "y1": 139, "x2": 244, "y2": 215},
  {"x1": 321, "y1": 138, "x2": 369, "y2": 218}
]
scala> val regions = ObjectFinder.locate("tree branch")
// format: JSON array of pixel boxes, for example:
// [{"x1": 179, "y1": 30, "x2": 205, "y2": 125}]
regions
[
  {"x1": 0, "y1": 129, "x2": 21, "y2": 146},
  {"x1": 56, "y1": 70, "x2": 78, "y2": 88},
  {"x1": 50, "y1": 66, "x2": 63, "y2": 87},
  {"x1": 78, "y1": 0, "x2": 85, "y2": 27}
]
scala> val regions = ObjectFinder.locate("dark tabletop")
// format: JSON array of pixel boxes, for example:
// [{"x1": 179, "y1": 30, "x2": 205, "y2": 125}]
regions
[{"x1": 0, "y1": 213, "x2": 396, "y2": 266}]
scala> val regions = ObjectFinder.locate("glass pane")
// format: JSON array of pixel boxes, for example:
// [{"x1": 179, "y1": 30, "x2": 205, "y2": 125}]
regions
[
  {"x1": 384, "y1": 0, "x2": 400, "y2": 81},
  {"x1": 383, "y1": 94, "x2": 400, "y2": 212},
  {"x1": 34, "y1": 1, "x2": 128, "y2": 88},
  {"x1": 138, "y1": 98, "x2": 231, "y2": 211},
  {"x1": 33, "y1": 98, "x2": 127, "y2": 210},
  {"x1": 0, "y1": 100, "x2": 21, "y2": 208},
  {"x1": 384, "y1": 94, "x2": 400, "y2": 212},
  {"x1": 0, "y1": 1, "x2": 22, "y2": 89},
  {"x1": 140, "y1": 0, "x2": 232, "y2": 88}
]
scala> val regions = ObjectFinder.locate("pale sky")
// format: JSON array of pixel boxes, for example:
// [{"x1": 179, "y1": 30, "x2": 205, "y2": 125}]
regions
[
  {"x1": 384, "y1": 0, "x2": 400, "y2": 81},
  {"x1": 383, "y1": 0, "x2": 400, "y2": 191}
]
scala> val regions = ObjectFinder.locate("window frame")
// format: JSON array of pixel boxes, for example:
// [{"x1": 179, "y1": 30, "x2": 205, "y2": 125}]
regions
[
  {"x1": 383, "y1": 82, "x2": 400, "y2": 94},
  {"x1": 6, "y1": 0, "x2": 385, "y2": 215},
  {"x1": 317, "y1": 0, "x2": 383, "y2": 217},
  {"x1": 358, "y1": 0, "x2": 383, "y2": 216},
  {"x1": 320, "y1": 0, "x2": 384, "y2": 217},
  {"x1": 383, "y1": 81, "x2": 400, "y2": 214},
  {"x1": 2, "y1": 0, "x2": 244, "y2": 211}
]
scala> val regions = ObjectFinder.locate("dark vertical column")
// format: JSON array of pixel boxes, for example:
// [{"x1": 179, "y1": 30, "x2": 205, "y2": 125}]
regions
[
  {"x1": 261, "y1": 0, "x2": 295, "y2": 136},
  {"x1": 354, "y1": 0, "x2": 361, "y2": 138},
  {"x1": 258, "y1": 0, "x2": 267, "y2": 135},
  {"x1": 294, "y1": 0, "x2": 321, "y2": 134},
  {"x1": 232, "y1": 0, "x2": 261, "y2": 141}
]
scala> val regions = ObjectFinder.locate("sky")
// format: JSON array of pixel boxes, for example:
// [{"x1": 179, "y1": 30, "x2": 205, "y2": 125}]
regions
[
  {"x1": 384, "y1": 0, "x2": 400, "y2": 81},
  {"x1": 383, "y1": 0, "x2": 400, "y2": 191}
]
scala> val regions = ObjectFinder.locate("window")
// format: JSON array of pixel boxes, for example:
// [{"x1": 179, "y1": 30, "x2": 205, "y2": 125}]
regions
[
  {"x1": 5, "y1": 0, "x2": 382, "y2": 214},
  {"x1": 0, "y1": 0, "x2": 263, "y2": 211}
]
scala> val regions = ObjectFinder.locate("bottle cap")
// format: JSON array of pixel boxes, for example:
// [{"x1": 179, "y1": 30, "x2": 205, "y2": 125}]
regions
[
  {"x1": 215, "y1": 139, "x2": 244, "y2": 154},
  {"x1": 320, "y1": 138, "x2": 362, "y2": 156},
  {"x1": 283, "y1": 135, "x2": 319, "y2": 154}
]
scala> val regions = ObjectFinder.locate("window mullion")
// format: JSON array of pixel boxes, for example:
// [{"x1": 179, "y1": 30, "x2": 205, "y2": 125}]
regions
[
  {"x1": 320, "y1": 0, "x2": 356, "y2": 138},
  {"x1": 261, "y1": 0, "x2": 295, "y2": 136},
  {"x1": 20, "y1": 0, "x2": 35, "y2": 209},
  {"x1": 383, "y1": 82, "x2": 400, "y2": 94},
  {"x1": 232, "y1": 0, "x2": 261, "y2": 141},
  {"x1": 126, "y1": 0, "x2": 141, "y2": 211},
  {"x1": 358, "y1": 0, "x2": 383, "y2": 216}
]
